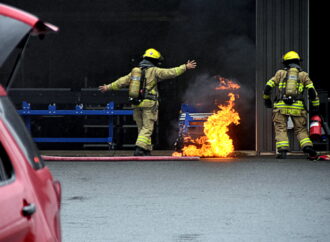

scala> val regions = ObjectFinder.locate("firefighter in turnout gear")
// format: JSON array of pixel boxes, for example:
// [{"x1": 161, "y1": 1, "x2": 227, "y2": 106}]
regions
[
  {"x1": 263, "y1": 51, "x2": 319, "y2": 160},
  {"x1": 99, "y1": 48, "x2": 197, "y2": 156}
]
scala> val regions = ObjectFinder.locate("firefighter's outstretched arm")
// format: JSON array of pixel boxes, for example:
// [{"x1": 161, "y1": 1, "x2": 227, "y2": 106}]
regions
[
  {"x1": 98, "y1": 73, "x2": 131, "y2": 93},
  {"x1": 155, "y1": 60, "x2": 197, "y2": 80}
]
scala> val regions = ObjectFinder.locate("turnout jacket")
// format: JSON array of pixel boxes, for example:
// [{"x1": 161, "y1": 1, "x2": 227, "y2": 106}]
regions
[
  {"x1": 106, "y1": 60, "x2": 186, "y2": 108},
  {"x1": 263, "y1": 66, "x2": 320, "y2": 116}
]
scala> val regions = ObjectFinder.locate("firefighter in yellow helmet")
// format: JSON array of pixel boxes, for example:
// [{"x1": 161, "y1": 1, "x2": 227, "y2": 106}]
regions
[
  {"x1": 263, "y1": 51, "x2": 319, "y2": 160},
  {"x1": 99, "y1": 48, "x2": 197, "y2": 156}
]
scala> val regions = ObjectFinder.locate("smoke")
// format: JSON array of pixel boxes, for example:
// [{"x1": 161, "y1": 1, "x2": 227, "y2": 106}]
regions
[
  {"x1": 182, "y1": 74, "x2": 216, "y2": 109},
  {"x1": 161, "y1": 0, "x2": 256, "y2": 150},
  {"x1": 181, "y1": 73, "x2": 254, "y2": 112}
]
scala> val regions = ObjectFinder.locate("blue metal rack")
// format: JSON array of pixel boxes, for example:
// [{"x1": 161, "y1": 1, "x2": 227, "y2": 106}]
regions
[
  {"x1": 17, "y1": 101, "x2": 133, "y2": 143},
  {"x1": 178, "y1": 104, "x2": 212, "y2": 137},
  {"x1": 174, "y1": 104, "x2": 213, "y2": 151}
]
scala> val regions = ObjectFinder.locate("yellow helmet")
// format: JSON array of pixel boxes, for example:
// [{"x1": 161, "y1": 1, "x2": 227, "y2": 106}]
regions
[
  {"x1": 143, "y1": 48, "x2": 163, "y2": 60},
  {"x1": 283, "y1": 51, "x2": 300, "y2": 61}
]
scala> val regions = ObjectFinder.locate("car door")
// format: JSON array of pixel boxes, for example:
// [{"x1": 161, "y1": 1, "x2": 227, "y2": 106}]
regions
[
  {"x1": 0, "y1": 93, "x2": 61, "y2": 241},
  {"x1": 0, "y1": 130, "x2": 35, "y2": 242}
]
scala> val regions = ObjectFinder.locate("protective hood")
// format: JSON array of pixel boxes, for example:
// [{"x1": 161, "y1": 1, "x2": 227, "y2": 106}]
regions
[
  {"x1": 138, "y1": 59, "x2": 156, "y2": 69},
  {"x1": 286, "y1": 63, "x2": 302, "y2": 71}
]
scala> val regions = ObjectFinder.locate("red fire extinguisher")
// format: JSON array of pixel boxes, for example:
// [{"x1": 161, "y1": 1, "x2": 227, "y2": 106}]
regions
[{"x1": 310, "y1": 115, "x2": 322, "y2": 140}]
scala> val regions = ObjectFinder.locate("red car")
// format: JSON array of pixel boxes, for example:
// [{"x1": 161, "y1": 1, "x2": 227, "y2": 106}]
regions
[{"x1": 0, "y1": 4, "x2": 61, "y2": 242}]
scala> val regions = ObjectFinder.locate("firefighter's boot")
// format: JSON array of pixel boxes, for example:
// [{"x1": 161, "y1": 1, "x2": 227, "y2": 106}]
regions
[
  {"x1": 134, "y1": 146, "x2": 146, "y2": 156},
  {"x1": 303, "y1": 146, "x2": 318, "y2": 160},
  {"x1": 134, "y1": 146, "x2": 151, "y2": 156},
  {"x1": 276, "y1": 150, "x2": 288, "y2": 159}
]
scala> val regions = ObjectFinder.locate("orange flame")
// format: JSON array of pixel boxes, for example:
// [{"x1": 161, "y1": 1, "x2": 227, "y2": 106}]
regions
[
  {"x1": 215, "y1": 77, "x2": 240, "y2": 90},
  {"x1": 174, "y1": 78, "x2": 240, "y2": 158}
]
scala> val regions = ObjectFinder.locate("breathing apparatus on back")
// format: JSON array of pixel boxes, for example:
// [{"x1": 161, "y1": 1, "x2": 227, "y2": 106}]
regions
[
  {"x1": 128, "y1": 67, "x2": 144, "y2": 104},
  {"x1": 128, "y1": 48, "x2": 163, "y2": 104},
  {"x1": 281, "y1": 51, "x2": 302, "y2": 104}
]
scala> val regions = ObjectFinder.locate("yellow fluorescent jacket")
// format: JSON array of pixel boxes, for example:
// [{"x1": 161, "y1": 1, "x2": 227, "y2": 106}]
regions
[
  {"x1": 263, "y1": 69, "x2": 319, "y2": 115},
  {"x1": 107, "y1": 64, "x2": 186, "y2": 108}
]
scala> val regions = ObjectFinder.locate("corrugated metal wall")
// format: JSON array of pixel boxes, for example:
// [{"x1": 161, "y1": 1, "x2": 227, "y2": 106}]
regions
[{"x1": 256, "y1": 0, "x2": 309, "y2": 153}]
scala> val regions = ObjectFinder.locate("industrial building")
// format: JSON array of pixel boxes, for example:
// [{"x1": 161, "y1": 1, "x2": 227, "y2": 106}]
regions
[{"x1": 0, "y1": 0, "x2": 327, "y2": 154}]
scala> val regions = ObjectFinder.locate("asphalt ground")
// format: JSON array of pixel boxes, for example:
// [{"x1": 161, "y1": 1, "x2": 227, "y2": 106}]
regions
[{"x1": 46, "y1": 156, "x2": 330, "y2": 242}]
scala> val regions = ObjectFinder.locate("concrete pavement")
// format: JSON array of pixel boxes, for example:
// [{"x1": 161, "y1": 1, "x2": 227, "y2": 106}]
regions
[{"x1": 47, "y1": 157, "x2": 330, "y2": 242}]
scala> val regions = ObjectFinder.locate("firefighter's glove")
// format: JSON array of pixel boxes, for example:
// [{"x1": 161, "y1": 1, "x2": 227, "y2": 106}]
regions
[{"x1": 264, "y1": 99, "x2": 272, "y2": 109}]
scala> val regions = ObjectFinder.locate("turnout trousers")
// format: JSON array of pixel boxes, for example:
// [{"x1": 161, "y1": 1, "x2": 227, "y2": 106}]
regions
[
  {"x1": 133, "y1": 105, "x2": 158, "y2": 151},
  {"x1": 272, "y1": 109, "x2": 313, "y2": 151}
]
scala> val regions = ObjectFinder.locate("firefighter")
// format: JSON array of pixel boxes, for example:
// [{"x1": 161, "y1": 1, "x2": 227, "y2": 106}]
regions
[
  {"x1": 263, "y1": 51, "x2": 319, "y2": 159},
  {"x1": 99, "y1": 48, "x2": 197, "y2": 156}
]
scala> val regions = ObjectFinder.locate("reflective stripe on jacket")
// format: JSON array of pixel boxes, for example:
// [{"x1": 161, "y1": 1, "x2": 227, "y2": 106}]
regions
[{"x1": 263, "y1": 69, "x2": 319, "y2": 115}]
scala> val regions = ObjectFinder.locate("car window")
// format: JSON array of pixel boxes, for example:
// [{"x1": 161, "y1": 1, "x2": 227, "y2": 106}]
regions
[
  {"x1": 0, "y1": 140, "x2": 14, "y2": 184},
  {"x1": 0, "y1": 97, "x2": 44, "y2": 170}
]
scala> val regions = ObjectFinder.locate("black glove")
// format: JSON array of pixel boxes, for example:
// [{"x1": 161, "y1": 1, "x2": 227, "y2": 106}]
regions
[{"x1": 264, "y1": 99, "x2": 272, "y2": 109}]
